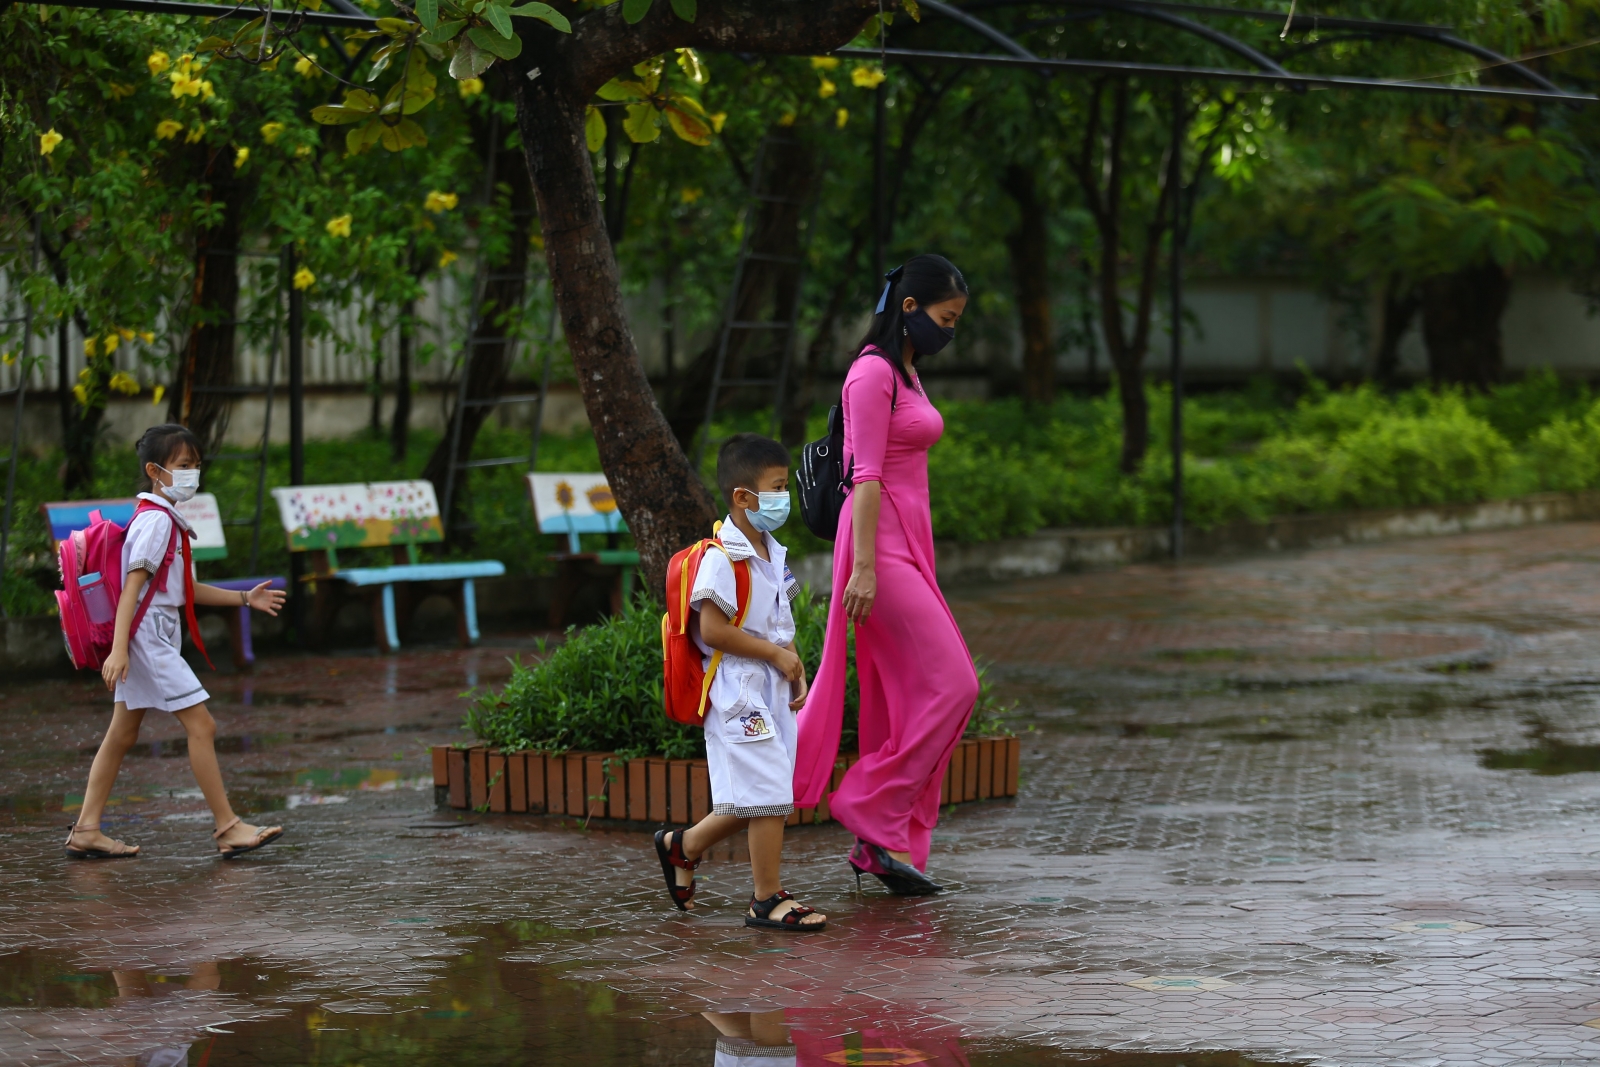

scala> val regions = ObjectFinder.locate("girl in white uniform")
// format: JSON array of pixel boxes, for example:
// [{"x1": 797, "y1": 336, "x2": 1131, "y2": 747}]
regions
[{"x1": 65, "y1": 425, "x2": 288, "y2": 860}]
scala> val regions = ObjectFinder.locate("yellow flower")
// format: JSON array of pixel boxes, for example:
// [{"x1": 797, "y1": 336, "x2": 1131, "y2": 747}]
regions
[
  {"x1": 294, "y1": 54, "x2": 318, "y2": 77},
  {"x1": 151, "y1": 384, "x2": 165, "y2": 406},
  {"x1": 84, "y1": 337, "x2": 99, "y2": 357},
  {"x1": 293, "y1": 266, "x2": 316, "y2": 290},
  {"x1": 139, "y1": 331, "x2": 155, "y2": 344},
  {"x1": 811, "y1": 56, "x2": 841, "y2": 70},
  {"x1": 147, "y1": 51, "x2": 171, "y2": 76},
  {"x1": 851, "y1": 65, "x2": 887, "y2": 89},
  {"x1": 818, "y1": 78, "x2": 837, "y2": 99},
  {"x1": 680, "y1": 187, "x2": 702, "y2": 204},
  {"x1": 438, "y1": 249, "x2": 458, "y2": 268},
  {"x1": 108, "y1": 371, "x2": 140, "y2": 396},
  {"x1": 234, "y1": 146, "x2": 250, "y2": 169},
  {"x1": 156, "y1": 119, "x2": 183, "y2": 140},
  {"x1": 295, "y1": 144, "x2": 313, "y2": 158},
  {"x1": 778, "y1": 111, "x2": 797, "y2": 127},
  {"x1": 261, "y1": 55, "x2": 280, "y2": 72},
  {"x1": 117, "y1": 327, "x2": 134, "y2": 340},
  {"x1": 170, "y1": 72, "x2": 201, "y2": 98},
  {"x1": 344, "y1": 39, "x2": 361, "y2": 58},
  {"x1": 260, "y1": 121, "x2": 286, "y2": 145},
  {"x1": 102, "y1": 333, "x2": 119, "y2": 354},
  {"x1": 710, "y1": 112, "x2": 727, "y2": 134},
  {"x1": 836, "y1": 107, "x2": 849, "y2": 128},
  {"x1": 185, "y1": 123, "x2": 206, "y2": 144},
  {"x1": 109, "y1": 82, "x2": 136, "y2": 100},
  {"x1": 198, "y1": 80, "x2": 215, "y2": 99},
  {"x1": 325, "y1": 214, "x2": 352, "y2": 238},
  {"x1": 71, "y1": 384, "x2": 88, "y2": 406},
  {"x1": 78, "y1": 368, "x2": 91, "y2": 381},
  {"x1": 1, "y1": 352, "x2": 14, "y2": 365},
  {"x1": 424, "y1": 190, "x2": 458, "y2": 213},
  {"x1": 458, "y1": 77, "x2": 484, "y2": 98},
  {"x1": 39, "y1": 129, "x2": 63, "y2": 155}
]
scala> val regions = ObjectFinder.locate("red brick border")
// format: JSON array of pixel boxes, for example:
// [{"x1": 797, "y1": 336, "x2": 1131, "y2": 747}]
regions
[{"x1": 434, "y1": 739, "x2": 1019, "y2": 826}]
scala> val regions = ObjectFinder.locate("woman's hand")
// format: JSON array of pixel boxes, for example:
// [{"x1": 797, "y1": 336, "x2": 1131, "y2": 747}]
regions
[
  {"x1": 247, "y1": 581, "x2": 286, "y2": 616},
  {"x1": 843, "y1": 566, "x2": 877, "y2": 623},
  {"x1": 101, "y1": 647, "x2": 130, "y2": 692}
]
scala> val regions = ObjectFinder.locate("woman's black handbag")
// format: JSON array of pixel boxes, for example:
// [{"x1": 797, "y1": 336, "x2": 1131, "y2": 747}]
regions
[{"x1": 796, "y1": 373, "x2": 896, "y2": 542}]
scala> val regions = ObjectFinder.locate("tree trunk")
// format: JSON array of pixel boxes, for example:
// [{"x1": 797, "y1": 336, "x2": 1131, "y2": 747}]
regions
[
  {"x1": 391, "y1": 298, "x2": 413, "y2": 462},
  {"x1": 1374, "y1": 278, "x2": 1419, "y2": 385},
  {"x1": 369, "y1": 315, "x2": 384, "y2": 439},
  {"x1": 1002, "y1": 164, "x2": 1054, "y2": 405},
  {"x1": 1420, "y1": 262, "x2": 1509, "y2": 389},
  {"x1": 661, "y1": 130, "x2": 819, "y2": 452},
  {"x1": 420, "y1": 73, "x2": 537, "y2": 529},
  {"x1": 168, "y1": 145, "x2": 249, "y2": 458},
  {"x1": 510, "y1": 0, "x2": 882, "y2": 595}
]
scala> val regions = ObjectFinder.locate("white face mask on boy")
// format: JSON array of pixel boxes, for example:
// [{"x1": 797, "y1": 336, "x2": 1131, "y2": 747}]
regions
[{"x1": 158, "y1": 465, "x2": 201, "y2": 504}]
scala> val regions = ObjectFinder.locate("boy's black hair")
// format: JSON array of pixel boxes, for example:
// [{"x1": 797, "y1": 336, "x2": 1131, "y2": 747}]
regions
[
  {"x1": 134, "y1": 424, "x2": 203, "y2": 493},
  {"x1": 716, "y1": 433, "x2": 790, "y2": 509}
]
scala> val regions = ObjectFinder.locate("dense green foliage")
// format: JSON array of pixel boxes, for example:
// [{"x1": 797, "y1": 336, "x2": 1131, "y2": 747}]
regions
[{"x1": 464, "y1": 590, "x2": 1011, "y2": 758}]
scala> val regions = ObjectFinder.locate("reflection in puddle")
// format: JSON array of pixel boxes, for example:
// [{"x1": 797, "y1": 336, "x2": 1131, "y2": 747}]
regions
[{"x1": 1480, "y1": 721, "x2": 1600, "y2": 775}]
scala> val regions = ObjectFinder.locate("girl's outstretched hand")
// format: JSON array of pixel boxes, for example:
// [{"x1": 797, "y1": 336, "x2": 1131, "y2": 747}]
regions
[
  {"x1": 248, "y1": 581, "x2": 286, "y2": 616},
  {"x1": 101, "y1": 648, "x2": 130, "y2": 692}
]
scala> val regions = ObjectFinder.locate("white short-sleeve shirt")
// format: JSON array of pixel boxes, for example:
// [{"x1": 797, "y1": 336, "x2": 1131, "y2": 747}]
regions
[
  {"x1": 122, "y1": 493, "x2": 193, "y2": 610},
  {"x1": 689, "y1": 519, "x2": 797, "y2": 662}
]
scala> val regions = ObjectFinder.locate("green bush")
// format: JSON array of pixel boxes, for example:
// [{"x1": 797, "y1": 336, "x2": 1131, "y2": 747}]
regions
[{"x1": 464, "y1": 591, "x2": 1011, "y2": 758}]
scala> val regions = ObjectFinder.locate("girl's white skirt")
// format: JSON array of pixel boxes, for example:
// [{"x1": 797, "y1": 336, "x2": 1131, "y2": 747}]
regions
[{"x1": 114, "y1": 607, "x2": 209, "y2": 713}]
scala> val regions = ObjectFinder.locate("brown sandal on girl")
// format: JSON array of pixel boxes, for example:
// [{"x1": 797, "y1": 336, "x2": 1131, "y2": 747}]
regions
[
  {"x1": 63, "y1": 824, "x2": 139, "y2": 860},
  {"x1": 213, "y1": 816, "x2": 285, "y2": 859}
]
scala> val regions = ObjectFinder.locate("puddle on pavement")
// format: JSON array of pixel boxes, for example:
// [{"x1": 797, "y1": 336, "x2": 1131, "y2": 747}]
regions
[
  {"x1": 79, "y1": 723, "x2": 438, "y2": 759},
  {"x1": 1480, "y1": 721, "x2": 1600, "y2": 774},
  {"x1": 1, "y1": 932, "x2": 1305, "y2": 1067}
]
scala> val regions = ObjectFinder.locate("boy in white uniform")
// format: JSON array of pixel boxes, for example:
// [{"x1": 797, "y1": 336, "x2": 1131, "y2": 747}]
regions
[{"x1": 653, "y1": 434, "x2": 826, "y2": 931}]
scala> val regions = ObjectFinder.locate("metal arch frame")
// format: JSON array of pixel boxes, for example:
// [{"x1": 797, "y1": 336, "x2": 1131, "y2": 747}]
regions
[{"x1": 855, "y1": 0, "x2": 1596, "y2": 562}]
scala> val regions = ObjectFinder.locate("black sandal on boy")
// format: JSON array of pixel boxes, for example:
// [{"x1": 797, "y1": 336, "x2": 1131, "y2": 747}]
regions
[
  {"x1": 654, "y1": 829, "x2": 701, "y2": 911},
  {"x1": 745, "y1": 890, "x2": 827, "y2": 932},
  {"x1": 63, "y1": 824, "x2": 139, "y2": 860}
]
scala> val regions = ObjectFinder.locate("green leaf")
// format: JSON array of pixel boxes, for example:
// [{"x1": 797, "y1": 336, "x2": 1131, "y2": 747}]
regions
[
  {"x1": 421, "y1": 17, "x2": 465, "y2": 43},
  {"x1": 399, "y1": 47, "x2": 437, "y2": 114},
  {"x1": 585, "y1": 106, "x2": 606, "y2": 152},
  {"x1": 506, "y1": 2, "x2": 571, "y2": 30},
  {"x1": 621, "y1": 0, "x2": 651, "y2": 23},
  {"x1": 623, "y1": 101, "x2": 660, "y2": 143},
  {"x1": 468, "y1": 25, "x2": 522, "y2": 59},
  {"x1": 311, "y1": 89, "x2": 380, "y2": 125},
  {"x1": 668, "y1": 0, "x2": 694, "y2": 19},
  {"x1": 595, "y1": 78, "x2": 640, "y2": 101},
  {"x1": 380, "y1": 117, "x2": 429, "y2": 151},
  {"x1": 195, "y1": 35, "x2": 233, "y2": 53},
  {"x1": 483, "y1": 2, "x2": 513, "y2": 38},
  {"x1": 415, "y1": 0, "x2": 438, "y2": 29},
  {"x1": 448, "y1": 34, "x2": 493, "y2": 77},
  {"x1": 365, "y1": 39, "x2": 402, "y2": 81},
  {"x1": 376, "y1": 17, "x2": 416, "y2": 35},
  {"x1": 665, "y1": 103, "x2": 710, "y2": 146},
  {"x1": 347, "y1": 116, "x2": 385, "y2": 154}
]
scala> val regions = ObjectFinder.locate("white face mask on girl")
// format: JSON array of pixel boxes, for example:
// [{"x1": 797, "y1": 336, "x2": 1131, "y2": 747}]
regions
[{"x1": 158, "y1": 465, "x2": 201, "y2": 504}]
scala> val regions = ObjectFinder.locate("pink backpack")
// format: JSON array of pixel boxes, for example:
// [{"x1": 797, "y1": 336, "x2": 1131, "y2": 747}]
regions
[{"x1": 56, "y1": 501, "x2": 212, "y2": 671}]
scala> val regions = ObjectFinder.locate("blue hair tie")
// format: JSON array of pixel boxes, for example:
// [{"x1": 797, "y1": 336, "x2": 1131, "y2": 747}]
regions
[{"x1": 874, "y1": 264, "x2": 905, "y2": 315}]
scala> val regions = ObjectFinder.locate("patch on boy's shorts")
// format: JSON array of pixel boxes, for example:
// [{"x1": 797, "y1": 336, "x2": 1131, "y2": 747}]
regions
[{"x1": 740, "y1": 710, "x2": 773, "y2": 738}]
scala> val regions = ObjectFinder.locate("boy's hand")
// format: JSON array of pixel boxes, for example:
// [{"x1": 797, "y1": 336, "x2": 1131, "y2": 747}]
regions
[
  {"x1": 770, "y1": 645, "x2": 803, "y2": 684},
  {"x1": 101, "y1": 648, "x2": 130, "y2": 692},
  {"x1": 789, "y1": 660, "x2": 809, "y2": 709}
]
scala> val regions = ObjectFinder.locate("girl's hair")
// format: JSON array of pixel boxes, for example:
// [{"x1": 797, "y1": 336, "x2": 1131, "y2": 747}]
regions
[
  {"x1": 855, "y1": 253, "x2": 969, "y2": 385},
  {"x1": 135, "y1": 424, "x2": 202, "y2": 493}
]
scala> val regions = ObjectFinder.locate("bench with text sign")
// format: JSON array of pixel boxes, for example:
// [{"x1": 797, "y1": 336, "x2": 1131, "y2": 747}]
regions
[
  {"x1": 40, "y1": 493, "x2": 287, "y2": 668},
  {"x1": 270, "y1": 480, "x2": 504, "y2": 652},
  {"x1": 527, "y1": 473, "x2": 639, "y2": 627}
]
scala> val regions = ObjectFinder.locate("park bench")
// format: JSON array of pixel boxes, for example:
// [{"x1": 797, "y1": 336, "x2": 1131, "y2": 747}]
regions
[
  {"x1": 40, "y1": 493, "x2": 287, "y2": 669},
  {"x1": 527, "y1": 472, "x2": 639, "y2": 626},
  {"x1": 270, "y1": 480, "x2": 504, "y2": 653}
]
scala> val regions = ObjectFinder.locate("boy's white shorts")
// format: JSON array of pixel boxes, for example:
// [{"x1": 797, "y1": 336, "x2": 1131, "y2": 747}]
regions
[{"x1": 704, "y1": 658, "x2": 796, "y2": 818}]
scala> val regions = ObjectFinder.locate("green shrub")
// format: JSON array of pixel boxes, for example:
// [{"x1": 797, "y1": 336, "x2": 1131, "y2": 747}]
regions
[
  {"x1": 1526, "y1": 399, "x2": 1600, "y2": 492},
  {"x1": 465, "y1": 591, "x2": 1011, "y2": 758},
  {"x1": 1320, "y1": 397, "x2": 1513, "y2": 509}
]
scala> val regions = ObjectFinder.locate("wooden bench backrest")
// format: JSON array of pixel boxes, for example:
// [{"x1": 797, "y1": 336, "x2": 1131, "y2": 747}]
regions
[
  {"x1": 270, "y1": 480, "x2": 444, "y2": 569},
  {"x1": 41, "y1": 493, "x2": 230, "y2": 561},
  {"x1": 527, "y1": 473, "x2": 627, "y2": 553}
]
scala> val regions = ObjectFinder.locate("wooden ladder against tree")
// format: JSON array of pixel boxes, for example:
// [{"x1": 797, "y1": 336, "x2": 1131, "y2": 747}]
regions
[
  {"x1": 195, "y1": 245, "x2": 288, "y2": 576},
  {"x1": 693, "y1": 132, "x2": 824, "y2": 471}
]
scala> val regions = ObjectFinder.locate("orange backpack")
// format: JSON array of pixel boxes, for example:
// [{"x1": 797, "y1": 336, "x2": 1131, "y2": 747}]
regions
[{"x1": 661, "y1": 524, "x2": 752, "y2": 725}]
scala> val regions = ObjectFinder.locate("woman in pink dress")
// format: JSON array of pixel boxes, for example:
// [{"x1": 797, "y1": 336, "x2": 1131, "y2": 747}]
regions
[{"x1": 794, "y1": 254, "x2": 979, "y2": 895}]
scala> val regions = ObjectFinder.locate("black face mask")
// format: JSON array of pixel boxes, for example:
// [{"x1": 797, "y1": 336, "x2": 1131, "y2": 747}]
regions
[{"x1": 903, "y1": 307, "x2": 955, "y2": 356}]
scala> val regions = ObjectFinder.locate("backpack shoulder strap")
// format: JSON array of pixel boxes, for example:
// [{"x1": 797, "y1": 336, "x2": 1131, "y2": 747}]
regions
[{"x1": 705, "y1": 540, "x2": 753, "y2": 627}]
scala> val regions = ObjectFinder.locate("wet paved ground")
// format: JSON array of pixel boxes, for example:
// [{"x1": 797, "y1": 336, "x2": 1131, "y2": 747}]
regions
[{"x1": 8, "y1": 523, "x2": 1600, "y2": 1065}]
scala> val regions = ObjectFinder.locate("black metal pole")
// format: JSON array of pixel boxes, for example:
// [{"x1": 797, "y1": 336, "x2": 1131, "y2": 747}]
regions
[
  {"x1": 1169, "y1": 81, "x2": 1185, "y2": 561},
  {"x1": 872, "y1": 82, "x2": 886, "y2": 290},
  {"x1": 287, "y1": 245, "x2": 306, "y2": 641}
]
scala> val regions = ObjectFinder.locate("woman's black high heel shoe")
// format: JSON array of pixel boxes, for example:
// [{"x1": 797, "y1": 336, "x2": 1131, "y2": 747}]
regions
[{"x1": 848, "y1": 840, "x2": 943, "y2": 896}]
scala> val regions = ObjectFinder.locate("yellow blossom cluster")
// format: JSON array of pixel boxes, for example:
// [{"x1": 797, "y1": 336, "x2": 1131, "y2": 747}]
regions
[
  {"x1": 438, "y1": 250, "x2": 458, "y2": 268},
  {"x1": 186, "y1": 123, "x2": 207, "y2": 144},
  {"x1": 458, "y1": 78, "x2": 484, "y2": 98},
  {"x1": 293, "y1": 267, "x2": 316, "y2": 290},
  {"x1": 811, "y1": 56, "x2": 841, "y2": 70},
  {"x1": 837, "y1": 108, "x2": 850, "y2": 128},
  {"x1": 294, "y1": 54, "x2": 318, "y2": 78},
  {"x1": 234, "y1": 147, "x2": 250, "y2": 169},
  {"x1": 166, "y1": 55, "x2": 214, "y2": 100},
  {"x1": 39, "y1": 129, "x2": 63, "y2": 156},
  {"x1": 818, "y1": 78, "x2": 837, "y2": 99},
  {"x1": 147, "y1": 51, "x2": 170, "y2": 76},
  {"x1": 109, "y1": 372, "x2": 141, "y2": 397},
  {"x1": 260, "y1": 121, "x2": 286, "y2": 145},
  {"x1": 326, "y1": 214, "x2": 352, "y2": 238},
  {"x1": 851, "y1": 65, "x2": 887, "y2": 89},
  {"x1": 151, "y1": 384, "x2": 166, "y2": 406},
  {"x1": 424, "y1": 191, "x2": 458, "y2": 213},
  {"x1": 155, "y1": 119, "x2": 184, "y2": 140}
]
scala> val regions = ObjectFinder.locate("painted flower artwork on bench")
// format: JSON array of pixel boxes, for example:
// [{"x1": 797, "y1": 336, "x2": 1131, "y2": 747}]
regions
[{"x1": 272, "y1": 482, "x2": 445, "y2": 551}]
